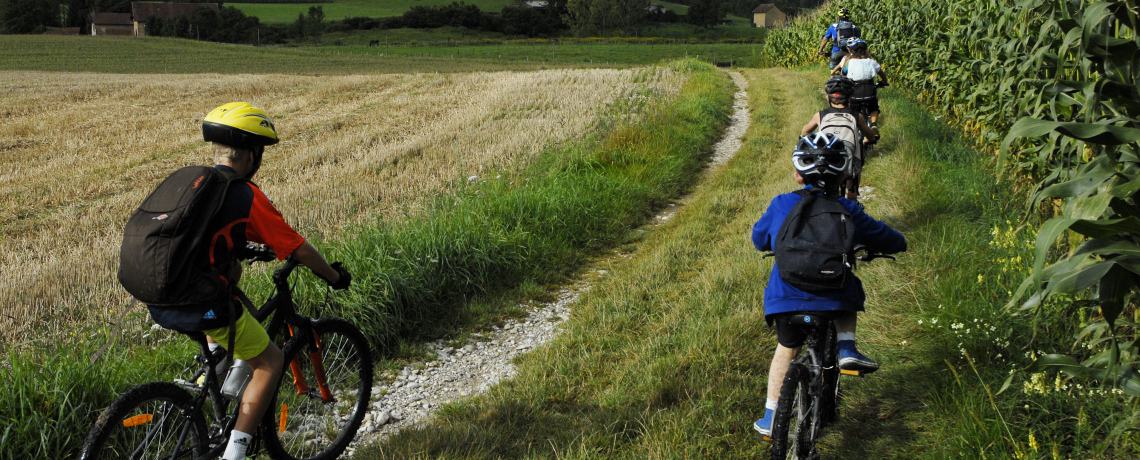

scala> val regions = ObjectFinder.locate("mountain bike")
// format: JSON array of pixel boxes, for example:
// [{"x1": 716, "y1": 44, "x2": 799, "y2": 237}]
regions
[
  {"x1": 78, "y1": 245, "x2": 373, "y2": 460},
  {"x1": 767, "y1": 246, "x2": 894, "y2": 460}
]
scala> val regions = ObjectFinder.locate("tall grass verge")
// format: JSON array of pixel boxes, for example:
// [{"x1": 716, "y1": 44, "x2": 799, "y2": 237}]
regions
[
  {"x1": 0, "y1": 60, "x2": 733, "y2": 460},
  {"x1": 351, "y1": 66, "x2": 1135, "y2": 459}
]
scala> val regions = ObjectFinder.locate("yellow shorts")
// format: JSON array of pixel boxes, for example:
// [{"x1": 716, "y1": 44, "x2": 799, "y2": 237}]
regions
[{"x1": 203, "y1": 310, "x2": 270, "y2": 361}]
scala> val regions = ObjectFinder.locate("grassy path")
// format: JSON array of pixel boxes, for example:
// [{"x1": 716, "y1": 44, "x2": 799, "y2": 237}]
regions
[{"x1": 349, "y1": 65, "x2": 1054, "y2": 458}]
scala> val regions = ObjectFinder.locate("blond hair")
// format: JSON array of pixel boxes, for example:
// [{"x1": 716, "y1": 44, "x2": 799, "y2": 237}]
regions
[{"x1": 212, "y1": 143, "x2": 252, "y2": 164}]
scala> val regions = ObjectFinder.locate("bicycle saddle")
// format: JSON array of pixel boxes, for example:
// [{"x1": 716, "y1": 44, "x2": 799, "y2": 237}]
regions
[{"x1": 788, "y1": 314, "x2": 826, "y2": 328}]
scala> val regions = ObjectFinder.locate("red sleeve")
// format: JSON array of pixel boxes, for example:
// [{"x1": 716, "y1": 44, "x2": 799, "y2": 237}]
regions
[{"x1": 244, "y1": 184, "x2": 305, "y2": 260}]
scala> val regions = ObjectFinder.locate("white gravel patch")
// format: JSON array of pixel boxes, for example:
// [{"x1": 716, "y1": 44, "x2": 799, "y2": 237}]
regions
[
  {"x1": 709, "y1": 71, "x2": 751, "y2": 167},
  {"x1": 345, "y1": 289, "x2": 580, "y2": 456}
]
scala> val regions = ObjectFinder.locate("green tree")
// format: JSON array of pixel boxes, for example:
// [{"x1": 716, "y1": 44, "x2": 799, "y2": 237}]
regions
[
  {"x1": 145, "y1": 15, "x2": 164, "y2": 36},
  {"x1": 565, "y1": 0, "x2": 647, "y2": 37},
  {"x1": 686, "y1": 0, "x2": 725, "y2": 28},
  {"x1": 0, "y1": 0, "x2": 60, "y2": 33},
  {"x1": 304, "y1": 5, "x2": 324, "y2": 39}
]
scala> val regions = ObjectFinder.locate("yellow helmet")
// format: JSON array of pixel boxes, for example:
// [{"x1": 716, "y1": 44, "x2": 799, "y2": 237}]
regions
[{"x1": 202, "y1": 102, "x2": 279, "y2": 149}]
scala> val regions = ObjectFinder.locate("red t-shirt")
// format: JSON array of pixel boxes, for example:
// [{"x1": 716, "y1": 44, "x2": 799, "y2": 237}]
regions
[{"x1": 208, "y1": 166, "x2": 305, "y2": 275}]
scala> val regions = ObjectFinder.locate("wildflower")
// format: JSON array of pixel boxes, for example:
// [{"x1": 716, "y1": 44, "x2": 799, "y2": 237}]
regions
[
  {"x1": 1029, "y1": 432, "x2": 1039, "y2": 453},
  {"x1": 900, "y1": 340, "x2": 908, "y2": 346},
  {"x1": 918, "y1": 319, "x2": 924, "y2": 325},
  {"x1": 977, "y1": 274, "x2": 984, "y2": 283}
]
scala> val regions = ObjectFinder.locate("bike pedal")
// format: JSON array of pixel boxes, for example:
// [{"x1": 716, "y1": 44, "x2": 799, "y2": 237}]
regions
[
  {"x1": 763, "y1": 435, "x2": 772, "y2": 441},
  {"x1": 840, "y1": 369, "x2": 863, "y2": 377}
]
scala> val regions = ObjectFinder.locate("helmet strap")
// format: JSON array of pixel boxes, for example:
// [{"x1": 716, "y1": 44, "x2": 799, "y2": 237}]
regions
[{"x1": 246, "y1": 145, "x2": 264, "y2": 179}]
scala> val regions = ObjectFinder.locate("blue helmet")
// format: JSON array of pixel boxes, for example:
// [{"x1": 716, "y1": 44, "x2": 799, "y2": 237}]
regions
[{"x1": 847, "y1": 38, "x2": 868, "y2": 52}]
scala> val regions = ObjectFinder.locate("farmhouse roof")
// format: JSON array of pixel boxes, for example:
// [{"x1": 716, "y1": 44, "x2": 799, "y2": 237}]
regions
[
  {"x1": 91, "y1": 12, "x2": 133, "y2": 25},
  {"x1": 131, "y1": 2, "x2": 220, "y2": 21},
  {"x1": 753, "y1": 4, "x2": 780, "y2": 14}
]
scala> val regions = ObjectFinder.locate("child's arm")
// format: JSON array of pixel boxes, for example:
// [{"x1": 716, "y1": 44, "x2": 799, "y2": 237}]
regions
[
  {"x1": 855, "y1": 114, "x2": 877, "y2": 140},
  {"x1": 831, "y1": 56, "x2": 849, "y2": 75},
  {"x1": 801, "y1": 112, "x2": 821, "y2": 136}
]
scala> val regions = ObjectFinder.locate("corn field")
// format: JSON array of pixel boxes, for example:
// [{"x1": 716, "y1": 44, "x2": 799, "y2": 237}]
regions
[
  {"x1": 0, "y1": 68, "x2": 685, "y2": 347},
  {"x1": 766, "y1": 0, "x2": 1140, "y2": 440}
]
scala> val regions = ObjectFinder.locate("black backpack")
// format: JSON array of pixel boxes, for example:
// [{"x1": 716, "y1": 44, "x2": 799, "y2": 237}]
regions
[
  {"x1": 118, "y1": 166, "x2": 247, "y2": 331},
  {"x1": 774, "y1": 189, "x2": 856, "y2": 291},
  {"x1": 836, "y1": 21, "x2": 856, "y2": 46}
]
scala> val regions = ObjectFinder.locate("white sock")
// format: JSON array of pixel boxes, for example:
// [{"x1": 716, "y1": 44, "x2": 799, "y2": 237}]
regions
[
  {"x1": 765, "y1": 399, "x2": 778, "y2": 411},
  {"x1": 222, "y1": 429, "x2": 251, "y2": 460},
  {"x1": 837, "y1": 332, "x2": 856, "y2": 342},
  {"x1": 208, "y1": 342, "x2": 221, "y2": 353}
]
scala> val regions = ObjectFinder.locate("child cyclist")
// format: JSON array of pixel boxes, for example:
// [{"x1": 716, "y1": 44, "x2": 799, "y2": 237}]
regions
[
  {"x1": 801, "y1": 76, "x2": 878, "y2": 200},
  {"x1": 146, "y1": 102, "x2": 352, "y2": 460},
  {"x1": 750, "y1": 133, "x2": 907, "y2": 437},
  {"x1": 833, "y1": 38, "x2": 890, "y2": 128}
]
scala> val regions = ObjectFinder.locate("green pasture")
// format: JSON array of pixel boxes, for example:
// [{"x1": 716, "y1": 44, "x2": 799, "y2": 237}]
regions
[
  {"x1": 325, "y1": 22, "x2": 766, "y2": 43},
  {"x1": 231, "y1": 0, "x2": 754, "y2": 26},
  {"x1": 0, "y1": 35, "x2": 763, "y2": 73},
  {"x1": 231, "y1": 0, "x2": 516, "y2": 24}
]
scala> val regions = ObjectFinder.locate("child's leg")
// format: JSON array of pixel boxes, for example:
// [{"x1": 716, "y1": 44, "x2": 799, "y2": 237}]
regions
[
  {"x1": 767, "y1": 344, "x2": 801, "y2": 402},
  {"x1": 833, "y1": 310, "x2": 857, "y2": 334},
  {"x1": 834, "y1": 311, "x2": 879, "y2": 372}
]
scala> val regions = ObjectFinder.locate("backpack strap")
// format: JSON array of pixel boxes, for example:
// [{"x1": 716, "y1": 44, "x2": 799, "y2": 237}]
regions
[{"x1": 225, "y1": 299, "x2": 236, "y2": 366}]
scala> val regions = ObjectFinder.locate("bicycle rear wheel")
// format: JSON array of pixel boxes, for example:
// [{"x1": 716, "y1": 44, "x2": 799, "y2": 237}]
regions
[
  {"x1": 262, "y1": 318, "x2": 373, "y2": 460},
  {"x1": 770, "y1": 363, "x2": 815, "y2": 460},
  {"x1": 820, "y1": 327, "x2": 841, "y2": 427},
  {"x1": 78, "y1": 382, "x2": 208, "y2": 460}
]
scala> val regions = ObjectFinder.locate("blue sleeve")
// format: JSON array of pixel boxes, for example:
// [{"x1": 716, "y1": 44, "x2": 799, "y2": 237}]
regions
[
  {"x1": 824, "y1": 25, "x2": 836, "y2": 39},
  {"x1": 753, "y1": 194, "x2": 798, "y2": 252},
  {"x1": 753, "y1": 210, "x2": 776, "y2": 252},
  {"x1": 854, "y1": 26, "x2": 862, "y2": 37},
  {"x1": 842, "y1": 200, "x2": 907, "y2": 254}
]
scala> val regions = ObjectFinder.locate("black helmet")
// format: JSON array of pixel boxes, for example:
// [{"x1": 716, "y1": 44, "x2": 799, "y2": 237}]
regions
[
  {"x1": 839, "y1": 7, "x2": 850, "y2": 20},
  {"x1": 824, "y1": 76, "x2": 854, "y2": 98},
  {"x1": 793, "y1": 133, "x2": 849, "y2": 188}
]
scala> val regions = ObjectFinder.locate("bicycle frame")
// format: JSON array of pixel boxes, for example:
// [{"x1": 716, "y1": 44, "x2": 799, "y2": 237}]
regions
[{"x1": 165, "y1": 256, "x2": 335, "y2": 459}]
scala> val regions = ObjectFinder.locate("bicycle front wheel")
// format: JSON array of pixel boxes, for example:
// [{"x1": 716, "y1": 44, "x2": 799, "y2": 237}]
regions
[
  {"x1": 770, "y1": 363, "x2": 815, "y2": 460},
  {"x1": 263, "y1": 318, "x2": 373, "y2": 460},
  {"x1": 78, "y1": 382, "x2": 208, "y2": 460}
]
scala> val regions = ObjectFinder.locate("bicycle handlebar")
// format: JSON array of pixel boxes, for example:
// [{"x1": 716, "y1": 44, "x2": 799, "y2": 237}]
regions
[
  {"x1": 236, "y1": 243, "x2": 276, "y2": 262},
  {"x1": 854, "y1": 245, "x2": 896, "y2": 262}
]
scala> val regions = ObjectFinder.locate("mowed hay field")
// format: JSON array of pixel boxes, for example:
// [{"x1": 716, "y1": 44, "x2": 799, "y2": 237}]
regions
[{"x1": 0, "y1": 67, "x2": 686, "y2": 347}]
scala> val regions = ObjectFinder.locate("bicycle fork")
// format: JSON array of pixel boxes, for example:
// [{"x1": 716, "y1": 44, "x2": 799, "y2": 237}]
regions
[{"x1": 286, "y1": 325, "x2": 334, "y2": 403}]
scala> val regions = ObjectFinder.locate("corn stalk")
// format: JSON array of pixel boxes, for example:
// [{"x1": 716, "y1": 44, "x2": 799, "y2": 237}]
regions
[{"x1": 767, "y1": 0, "x2": 1140, "y2": 434}]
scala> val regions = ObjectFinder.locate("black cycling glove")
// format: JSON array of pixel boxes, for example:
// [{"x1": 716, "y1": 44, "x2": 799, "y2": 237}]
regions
[{"x1": 318, "y1": 262, "x2": 352, "y2": 290}]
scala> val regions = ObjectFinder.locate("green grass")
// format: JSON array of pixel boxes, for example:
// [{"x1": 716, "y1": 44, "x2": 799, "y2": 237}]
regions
[
  {"x1": 0, "y1": 35, "x2": 763, "y2": 73},
  {"x1": 326, "y1": 24, "x2": 766, "y2": 43},
  {"x1": 348, "y1": 66, "x2": 1138, "y2": 459},
  {"x1": 231, "y1": 0, "x2": 516, "y2": 24},
  {"x1": 230, "y1": 0, "x2": 758, "y2": 28},
  {"x1": 2, "y1": 60, "x2": 735, "y2": 460}
]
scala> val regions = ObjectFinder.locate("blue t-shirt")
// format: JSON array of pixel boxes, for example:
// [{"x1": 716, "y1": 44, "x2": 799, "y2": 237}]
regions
[
  {"x1": 752, "y1": 189, "x2": 906, "y2": 317},
  {"x1": 824, "y1": 23, "x2": 862, "y2": 53}
]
